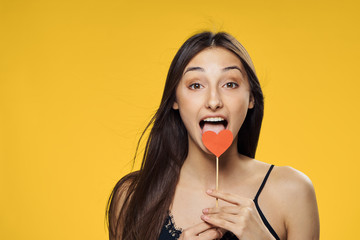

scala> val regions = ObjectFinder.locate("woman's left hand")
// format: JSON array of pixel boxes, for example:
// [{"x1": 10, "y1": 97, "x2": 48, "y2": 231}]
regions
[{"x1": 201, "y1": 189, "x2": 275, "y2": 240}]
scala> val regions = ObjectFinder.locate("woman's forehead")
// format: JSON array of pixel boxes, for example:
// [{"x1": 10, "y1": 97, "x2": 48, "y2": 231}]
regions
[
  {"x1": 182, "y1": 47, "x2": 245, "y2": 77},
  {"x1": 184, "y1": 47, "x2": 244, "y2": 72}
]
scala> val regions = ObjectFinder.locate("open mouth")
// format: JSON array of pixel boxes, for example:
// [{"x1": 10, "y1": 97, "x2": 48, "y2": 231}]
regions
[{"x1": 200, "y1": 117, "x2": 228, "y2": 134}]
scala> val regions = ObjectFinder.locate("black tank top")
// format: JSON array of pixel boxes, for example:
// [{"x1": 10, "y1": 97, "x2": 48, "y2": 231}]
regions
[{"x1": 158, "y1": 164, "x2": 280, "y2": 240}]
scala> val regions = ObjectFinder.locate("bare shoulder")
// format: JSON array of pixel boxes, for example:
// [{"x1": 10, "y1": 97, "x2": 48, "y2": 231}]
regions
[
  {"x1": 270, "y1": 166, "x2": 320, "y2": 239},
  {"x1": 253, "y1": 160, "x2": 315, "y2": 196},
  {"x1": 270, "y1": 166, "x2": 317, "y2": 211},
  {"x1": 272, "y1": 166, "x2": 315, "y2": 193}
]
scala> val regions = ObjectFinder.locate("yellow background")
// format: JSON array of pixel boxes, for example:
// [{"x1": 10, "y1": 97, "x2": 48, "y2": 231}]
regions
[{"x1": 1, "y1": 0, "x2": 359, "y2": 239}]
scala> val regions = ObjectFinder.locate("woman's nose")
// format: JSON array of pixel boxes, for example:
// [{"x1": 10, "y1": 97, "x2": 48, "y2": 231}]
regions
[{"x1": 205, "y1": 87, "x2": 223, "y2": 110}]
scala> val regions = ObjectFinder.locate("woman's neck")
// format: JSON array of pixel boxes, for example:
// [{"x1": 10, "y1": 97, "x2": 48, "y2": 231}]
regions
[{"x1": 179, "y1": 137, "x2": 253, "y2": 189}]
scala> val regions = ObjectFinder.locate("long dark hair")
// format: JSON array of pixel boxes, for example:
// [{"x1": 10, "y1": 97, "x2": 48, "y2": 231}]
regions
[{"x1": 106, "y1": 31, "x2": 264, "y2": 240}]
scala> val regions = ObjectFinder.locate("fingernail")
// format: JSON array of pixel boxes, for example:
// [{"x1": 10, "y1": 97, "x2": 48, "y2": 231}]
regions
[
  {"x1": 206, "y1": 189, "x2": 213, "y2": 194},
  {"x1": 201, "y1": 215, "x2": 209, "y2": 220},
  {"x1": 202, "y1": 208, "x2": 208, "y2": 213}
]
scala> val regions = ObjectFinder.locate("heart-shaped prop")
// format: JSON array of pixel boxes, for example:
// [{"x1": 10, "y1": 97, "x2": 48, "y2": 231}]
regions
[{"x1": 202, "y1": 130, "x2": 233, "y2": 157}]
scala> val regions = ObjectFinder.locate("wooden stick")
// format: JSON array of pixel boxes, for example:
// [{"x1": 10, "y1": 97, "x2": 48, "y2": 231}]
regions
[{"x1": 216, "y1": 156, "x2": 219, "y2": 207}]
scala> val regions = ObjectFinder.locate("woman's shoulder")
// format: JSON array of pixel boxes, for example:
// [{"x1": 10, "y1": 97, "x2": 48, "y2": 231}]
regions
[
  {"x1": 270, "y1": 165, "x2": 319, "y2": 226},
  {"x1": 265, "y1": 164, "x2": 319, "y2": 238},
  {"x1": 266, "y1": 165, "x2": 319, "y2": 237},
  {"x1": 252, "y1": 160, "x2": 314, "y2": 192},
  {"x1": 270, "y1": 165, "x2": 315, "y2": 196}
]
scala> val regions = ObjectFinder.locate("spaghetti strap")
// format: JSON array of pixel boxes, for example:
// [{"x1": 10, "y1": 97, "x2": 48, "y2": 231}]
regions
[
  {"x1": 254, "y1": 164, "x2": 274, "y2": 202},
  {"x1": 253, "y1": 164, "x2": 280, "y2": 240}
]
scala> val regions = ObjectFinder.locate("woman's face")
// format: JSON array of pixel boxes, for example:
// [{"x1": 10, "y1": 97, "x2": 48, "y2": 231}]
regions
[{"x1": 173, "y1": 47, "x2": 254, "y2": 155}]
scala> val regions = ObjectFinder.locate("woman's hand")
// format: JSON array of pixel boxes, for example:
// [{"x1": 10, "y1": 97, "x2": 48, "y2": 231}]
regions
[
  {"x1": 201, "y1": 189, "x2": 275, "y2": 240},
  {"x1": 178, "y1": 222, "x2": 224, "y2": 240}
]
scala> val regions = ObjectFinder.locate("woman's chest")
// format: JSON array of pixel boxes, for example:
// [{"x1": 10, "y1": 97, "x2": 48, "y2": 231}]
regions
[
  {"x1": 169, "y1": 185, "x2": 255, "y2": 230},
  {"x1": 169, "y1": 185, "x2": 287, "y2": 239},
  {"x1": 170, "y1": 188, "x2": 212, "y2": 229}
]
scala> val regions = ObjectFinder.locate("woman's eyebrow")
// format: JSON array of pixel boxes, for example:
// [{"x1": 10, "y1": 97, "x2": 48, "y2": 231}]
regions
[
  {"x1": 223, "y1": 66, "x2": 243, "y2": 74},
  {"x1": 183, "y1": 65, "x2": 243, "y2": 76},
  {"x1": 183, "y1": 67, "x2": 204, "y2": 75}
]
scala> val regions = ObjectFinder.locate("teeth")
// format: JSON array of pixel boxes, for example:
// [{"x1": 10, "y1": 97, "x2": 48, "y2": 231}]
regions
[{"x1": 203, "y1": 117, "x2": 225, "y2": 122}]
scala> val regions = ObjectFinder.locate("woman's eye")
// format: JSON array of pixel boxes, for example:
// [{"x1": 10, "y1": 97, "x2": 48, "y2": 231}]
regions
[
  {"x1": 189, "y1": 83, "x2": 203, "y2": 89},
  {"x1": 224, "y1": 82, "x2": 239, "y2": 88}
]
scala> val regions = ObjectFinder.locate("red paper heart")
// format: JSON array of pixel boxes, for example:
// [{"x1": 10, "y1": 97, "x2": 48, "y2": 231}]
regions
[{"x1": 202, "y1": 130, "x2": 233, "y2": 157}]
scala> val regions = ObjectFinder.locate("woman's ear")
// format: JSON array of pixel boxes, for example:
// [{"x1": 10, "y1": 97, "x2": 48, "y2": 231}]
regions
[
  {"x1": 173, "y1": 101, "x2": 179, "y2": 110},
  {"x1": 248, "y1": 95, "x2": 255, "y2": 109}
]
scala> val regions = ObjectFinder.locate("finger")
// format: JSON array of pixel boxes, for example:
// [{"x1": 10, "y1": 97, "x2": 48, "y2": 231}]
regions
[
  {"x1": 201, "y1": 214, "x2": 236, "y2": 232},
  {"x1": 202, "y1": 212, "x2": 240, "y2": 224},
  {"x1": 203, "y1": 206, "x2": 241, "y2": 215},
  {"x1": 183, "y1": 221, "x2": 214, "y2": 235},
  {"x1": 206, "y1": 189, "x2": 253, "y2": 206},
  {"x1": 197, "y1": 228, "x2": 223, "y2": 240}
]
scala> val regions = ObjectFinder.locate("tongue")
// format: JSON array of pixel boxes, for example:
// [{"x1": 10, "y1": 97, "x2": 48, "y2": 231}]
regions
[{"x1": 202, "y1": 123, "x2": 225, "y2": 134}]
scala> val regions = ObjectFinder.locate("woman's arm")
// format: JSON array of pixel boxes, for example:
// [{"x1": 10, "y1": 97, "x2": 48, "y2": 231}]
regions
[{"x1": 280, "y1": 167, "x2": 320, "y2": 240}]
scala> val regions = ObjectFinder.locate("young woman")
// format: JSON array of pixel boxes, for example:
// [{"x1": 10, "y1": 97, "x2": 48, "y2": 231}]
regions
[{"x1": 107, "y1": 32, "x2": 320, "y2": 240}]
